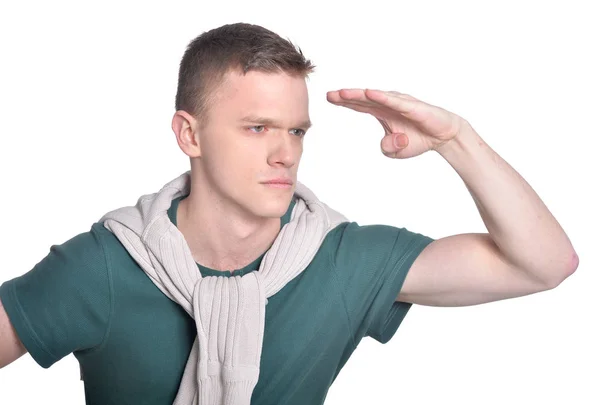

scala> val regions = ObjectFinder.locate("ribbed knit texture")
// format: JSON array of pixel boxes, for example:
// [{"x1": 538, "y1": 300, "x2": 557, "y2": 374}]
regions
[{"x1": 99, "y1": 170, "x2": 348, "y2": 405}]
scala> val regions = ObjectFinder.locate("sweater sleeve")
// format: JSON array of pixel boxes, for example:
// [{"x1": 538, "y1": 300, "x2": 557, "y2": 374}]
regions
[
  {"x1": 0, "y1": 224, "x2": 112, "y2": 368},
  {"x1": 330, "y1": 222, "x2": 435, "y2": 344}
]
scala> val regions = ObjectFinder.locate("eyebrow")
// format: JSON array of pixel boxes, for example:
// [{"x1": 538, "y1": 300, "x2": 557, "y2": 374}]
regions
[{"x1": 240, "y1": 115, "x2": 312, "y2": 130}]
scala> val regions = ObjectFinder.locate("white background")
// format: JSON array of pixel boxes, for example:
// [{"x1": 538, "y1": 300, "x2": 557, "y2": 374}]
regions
[{"x1": 0, "y1": 1, "x2": 598, "y2": 404}]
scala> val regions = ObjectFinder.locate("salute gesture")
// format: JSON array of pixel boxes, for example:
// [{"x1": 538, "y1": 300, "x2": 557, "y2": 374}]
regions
[{"x1": 326, "y1": 88, "x2": 469, "y2": 159}]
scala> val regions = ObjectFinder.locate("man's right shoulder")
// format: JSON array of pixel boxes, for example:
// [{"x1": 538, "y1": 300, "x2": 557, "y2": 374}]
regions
[{"x1": 0, "y1": 222, "x2": 117, "y2": 369}]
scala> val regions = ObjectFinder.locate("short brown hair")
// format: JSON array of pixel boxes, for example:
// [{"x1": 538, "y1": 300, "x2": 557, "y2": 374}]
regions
[{"x1": 175, "y1": 23, "x2": 315, "y2": 123}]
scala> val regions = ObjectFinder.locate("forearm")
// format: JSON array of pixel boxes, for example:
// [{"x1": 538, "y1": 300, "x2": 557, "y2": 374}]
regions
[{"x1": 435, "y1": 121, "x2": 578, "y2": 285}]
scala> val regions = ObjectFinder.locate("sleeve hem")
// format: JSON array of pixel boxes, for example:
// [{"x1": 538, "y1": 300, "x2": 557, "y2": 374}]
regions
[{"x1": 0, "y1": 282, "x2": 57, "y2": 368}]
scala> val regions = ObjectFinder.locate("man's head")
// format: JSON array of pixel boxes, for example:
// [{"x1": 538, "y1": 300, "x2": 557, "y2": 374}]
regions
[{"x1": 172, "y1": 23, "x2": 315, "y2": 220}]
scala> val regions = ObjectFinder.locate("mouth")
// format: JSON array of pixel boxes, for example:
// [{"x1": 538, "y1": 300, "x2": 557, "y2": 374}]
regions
[
  {"x1": 262, "y1": 183, "x2": 292, "y2": 189},
  {"x1": 261, "y1": 179, "x2": 294, "y2": 188}
]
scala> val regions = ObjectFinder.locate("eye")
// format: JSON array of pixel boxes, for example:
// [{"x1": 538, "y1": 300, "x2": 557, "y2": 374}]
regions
[
  {"x1": 248, "y1": 125, "x2": 266, "y2": 133},
  {"x1": 290, "y1": 129, "x2": 306, "y2": 137}
]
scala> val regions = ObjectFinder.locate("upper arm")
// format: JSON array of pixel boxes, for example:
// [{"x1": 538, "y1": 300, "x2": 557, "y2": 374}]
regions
[
  {"x1": 0, "y1": 297, "x2": 27, "y2": 368},
  {"x1": 397, "y1": 232, "x2": 555, "y2": 307}
]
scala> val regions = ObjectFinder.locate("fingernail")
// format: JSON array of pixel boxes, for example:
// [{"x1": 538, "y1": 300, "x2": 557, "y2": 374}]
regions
[{"x1": 393, "y1": 134, "x2": 406, "y2": 148}]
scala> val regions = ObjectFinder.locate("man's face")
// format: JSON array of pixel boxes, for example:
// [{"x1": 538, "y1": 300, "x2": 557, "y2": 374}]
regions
[{"x1": 197, "y1": 70, "x2": 310, "y2": 219}]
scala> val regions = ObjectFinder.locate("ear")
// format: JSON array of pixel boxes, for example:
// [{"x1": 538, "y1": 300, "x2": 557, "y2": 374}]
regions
[{"x1": 172, "y1": 110, "x2": 202, "y2": 158}]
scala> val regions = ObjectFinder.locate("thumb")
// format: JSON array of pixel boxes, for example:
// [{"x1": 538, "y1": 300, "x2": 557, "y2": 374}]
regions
[{"x1": 380, "y1": 133, "x2": 408, "y2": 157}]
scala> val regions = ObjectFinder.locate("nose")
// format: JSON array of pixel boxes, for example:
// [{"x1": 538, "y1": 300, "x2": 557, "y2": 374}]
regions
[{"x1": 267, "y1": 131, "x2": 301, "y2": 168}]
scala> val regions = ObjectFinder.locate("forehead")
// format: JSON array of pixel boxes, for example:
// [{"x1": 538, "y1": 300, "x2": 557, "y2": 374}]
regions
[{"x1": 213, "y1": 70, "x2": 309, "y2": 116}]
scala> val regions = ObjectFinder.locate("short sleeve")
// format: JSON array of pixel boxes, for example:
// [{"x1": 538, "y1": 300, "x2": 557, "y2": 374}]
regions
[
  {"x1": 0, "y1": 224, "x2": 112, "y2": 368},
  {"x1": 330, "y1": 222, "x2": 434, "y2": 344}
]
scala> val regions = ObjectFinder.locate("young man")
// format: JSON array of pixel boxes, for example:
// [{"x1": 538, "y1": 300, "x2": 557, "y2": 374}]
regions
[{"x1": 0, "y1": 22, "x2": 578, "y2": 405}]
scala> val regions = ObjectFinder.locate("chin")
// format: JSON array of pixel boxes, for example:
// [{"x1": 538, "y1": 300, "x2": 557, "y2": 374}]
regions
[
  {"x1": 257, "y1": 204, "x2": 290, "y2": 219},
  {"x1": 250, "y1": 195, "x2": 292, "y2": 219}
]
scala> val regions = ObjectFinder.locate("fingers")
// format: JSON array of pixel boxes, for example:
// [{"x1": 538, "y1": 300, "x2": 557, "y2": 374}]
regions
[
  {"x1": 326, "y1": 89, "x2": 366, "y2": 104},
  {"x1": 327, "y1": 89, "x2": 416, "y2": 103},
  {"x1": 328, "y1": 99, "x2": 377, "y2": 115},
  {"x1": 364, "y1": 89, "x2": 420, "y2": 116},
  {"x1": 327, "y1": 88, "x2": 385, "y2": 106},
  {"x1": 327, "y1": 96, "x2": 390, "y2": 120},
  {"x1": 328, "y1": 88, "x2": 422, "y2": 120},
  {"x1": 327, "y1": 89, "x2": 392, "y2": 118},
  {"x1": 388, "y1": 90, "x2": 418, "y2": 101}
]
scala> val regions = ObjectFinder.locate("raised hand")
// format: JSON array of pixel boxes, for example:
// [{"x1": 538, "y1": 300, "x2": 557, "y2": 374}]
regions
[{"x1": 326, "y1": 88, "x2": 468, "y2": 159}]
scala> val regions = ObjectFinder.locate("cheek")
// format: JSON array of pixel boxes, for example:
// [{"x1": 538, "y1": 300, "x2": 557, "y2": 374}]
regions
[
  {"x1": 201, "y1": 128, "x2": 268, "y2": 182},
  {"x1": 208, "y1": 141, "x2": 260, "y2": 181}
]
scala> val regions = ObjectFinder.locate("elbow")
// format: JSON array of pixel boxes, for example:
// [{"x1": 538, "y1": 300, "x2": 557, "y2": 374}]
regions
[{"x1": 546, "y1": 250, "x2": 579, "y2": 289}]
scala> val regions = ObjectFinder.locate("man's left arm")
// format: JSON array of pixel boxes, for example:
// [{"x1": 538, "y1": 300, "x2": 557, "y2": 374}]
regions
[
  {"x1": 399, "y1": 124, "x2": 577, "y2": 306},
  {"x1": 326, "y1": 88, "x2": 578, "y2": 307}
]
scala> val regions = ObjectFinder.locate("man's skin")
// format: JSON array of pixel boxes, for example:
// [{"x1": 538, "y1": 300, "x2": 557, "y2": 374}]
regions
[
  {"x1": 326, "y1": 88, "x2": 578, "y2": 306},
  {"x1": 172, "y1": 70, "x2": 309, "y2": 273},
  {"x1": 0, "y1": 70, "x2": 578, "y2": 368},
  {"x1": 0, "y1": 299, "x2": 26, "y2": 366}
]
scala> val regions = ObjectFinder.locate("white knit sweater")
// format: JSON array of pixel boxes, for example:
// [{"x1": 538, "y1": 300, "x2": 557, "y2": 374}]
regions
[{"x1": 99, "y1": 171, "x2": 348, "y2": 405}]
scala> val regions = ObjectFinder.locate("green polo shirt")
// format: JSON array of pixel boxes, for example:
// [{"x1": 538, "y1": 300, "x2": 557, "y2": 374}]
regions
[{"x1": 0, "y1": 193, "x2": 434, "y2": 404}]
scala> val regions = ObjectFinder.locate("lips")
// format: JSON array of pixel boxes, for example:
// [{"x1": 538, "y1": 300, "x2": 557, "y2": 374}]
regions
[{"x1": 262, "y1": 178, "x2": 293, "y2": 185}]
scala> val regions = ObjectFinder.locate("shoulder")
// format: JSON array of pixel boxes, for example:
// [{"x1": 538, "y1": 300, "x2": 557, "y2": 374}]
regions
[
  {"x1": 35, "y1": 222, "x2": 118, "y2": 280},
  {"x1": 12, "y1": 223, "x2": 112, "y2": 281},
  {"x1": 57, "y1": 223, "x2": 110, "y2": 261},
  {"x1": 1, "y1": 223, "x2": 115, "y2": 316},
  {"x1": 323, "y1": 221, "x2": 435, "y2": 266},
  {"x1": 0, "y1": 223, "x2": 116, "y2": 368}
]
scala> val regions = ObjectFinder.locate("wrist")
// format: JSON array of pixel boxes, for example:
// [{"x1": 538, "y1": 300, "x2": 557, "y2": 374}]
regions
[{"x1": 434, "y1": 120, "x2": 483, "y2": 162}]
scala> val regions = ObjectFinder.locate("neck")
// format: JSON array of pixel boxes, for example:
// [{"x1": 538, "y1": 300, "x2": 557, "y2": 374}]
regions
[{"x1": 176, "y1": 186, "x2": 283, "y2": 273}]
